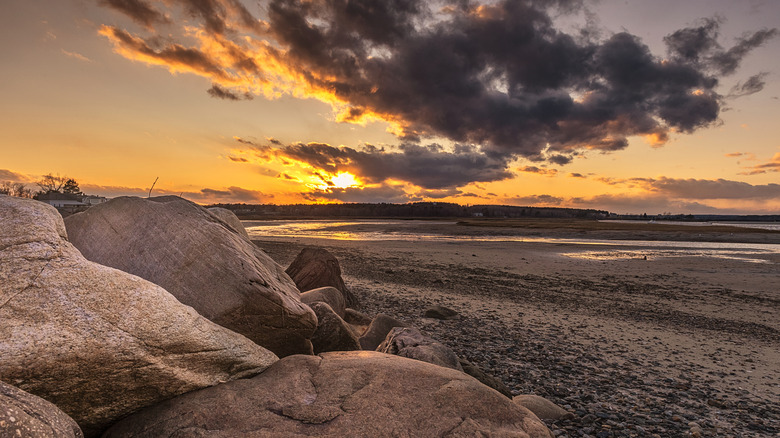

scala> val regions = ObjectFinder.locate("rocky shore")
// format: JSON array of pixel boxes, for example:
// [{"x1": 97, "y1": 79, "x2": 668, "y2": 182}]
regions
[
  {"x1": 1, "y1": 195, "x2": 556, "y2": 437},
  {"x1": 257, "y1": 232, "x2": 780, "y2": 438},
  {"x1": 3, "y1": 194, "x2": 777, "y2": 437}
]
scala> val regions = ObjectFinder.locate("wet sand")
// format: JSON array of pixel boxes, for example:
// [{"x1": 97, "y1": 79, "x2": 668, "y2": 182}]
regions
[{"x1": 252, "y1": 220, "x2": 779, "y2": 437}]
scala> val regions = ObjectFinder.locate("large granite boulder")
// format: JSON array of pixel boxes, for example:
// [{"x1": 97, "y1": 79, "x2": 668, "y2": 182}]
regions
[
  {"x1": 207, "y1": 207, "x2": 250, "y2": 240},
  {"x1": 286, "y1": 247, "x2": 358, "y2": 308},
  {"x1": 0, "y1": 196, "x2": 277, "y2": 437},
  {"x1": 309, "y1": 302, "x2": 361, "y2": 354},
  {"x1": 301, "y1": 286, "x2": 346, "y2": 318},
  {"x1": 103, "y1": 351, "x2": 553, "y2": 437},
  {"x1": 1, "y1": 380, "x2": 83, "y2": 438},
  {"x1": 377, "y1": 327, "x2": 463, "y2": 371},
  {"x1": 358, "y1": 313, "x2": 408, "y2": 351},
  {"x1": 64, "y1": 196, "x2": 317, "y2": 357}
]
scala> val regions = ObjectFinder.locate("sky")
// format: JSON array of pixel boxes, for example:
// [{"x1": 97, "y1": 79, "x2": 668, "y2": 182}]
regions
[{"x1": 1, "y1": 0, "x2": 779, "y2": 214}]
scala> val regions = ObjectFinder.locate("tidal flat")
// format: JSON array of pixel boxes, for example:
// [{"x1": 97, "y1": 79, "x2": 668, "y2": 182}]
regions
[{"x1": 252, "y1": 219, "x2": 779, "y2": 437}]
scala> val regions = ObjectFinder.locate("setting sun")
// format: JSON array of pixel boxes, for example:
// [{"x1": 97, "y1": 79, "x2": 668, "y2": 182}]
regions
[{"x1": 330, "y1": 173, "x2": 360, "y2": 189}]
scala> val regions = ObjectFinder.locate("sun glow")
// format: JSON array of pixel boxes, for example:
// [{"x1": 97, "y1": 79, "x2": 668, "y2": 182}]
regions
[
  {"x1": 310, "y1": 172, "x2": 361, "y2": 190},
  {"x1": 330, "y1": 172, "x2": 360, "y2": 189}
]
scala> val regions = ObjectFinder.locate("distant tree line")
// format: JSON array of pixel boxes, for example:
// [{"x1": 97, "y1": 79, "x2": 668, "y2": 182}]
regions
[
  {"x1": 1, "y1": 173, "x2": 82, "y2": 199},
  {"x1": 207, "y1": 202, "x2": 611, "y2": 220}
]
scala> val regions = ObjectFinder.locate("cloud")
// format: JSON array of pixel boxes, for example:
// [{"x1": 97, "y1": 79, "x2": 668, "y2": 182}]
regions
[
  {"x1": 569, "y1": 193, "x2": 721, "y2": 214},
  {"x1": 728, "y1": 73, "x2": 769, "y2": 98},
  {"x1": 517, "y1": 166, "x2": 558, "y2": 176},
  {"x1": 275, "y1": 141, "x2": 513, "y2": 189},
  {"x1": 61, "y1": 49, "x2": 92, "y2": 62},
  {"x1": 197, "y1": 186, "x2": 270, "y2": 202},
  {"x1": 506, "y1": 194, "x2": 564, "y2": 206},
  {"x1": 596, "y1": 176, "x2": 780, "y2": 200},
  {"x1": 98, "y1": 25, "x2": 231, "y2": 81},
  {"x1": 0, "y1": 169, "x2": 33, "y2": 183},
  {"x1": 208, "y1": 83, "x2": 253, "y2": 100},
  {"x1": 664, "y1": 18, "x2": 777, "y2": 75},
  {"x1": 95, "y1": 0, "x2": 778, "y2": 168},
  {"x1": 80, "y1": 182, "x2": 271, "y2": 203},
  {"x1": 569, "y1": 172, "x2": 586, "y2": 178},
  {"x1": 227, "y1": 156, "x2": 248, "y2": 162},
  {"x1": 305, "y1": 184, "x2": 413, "y2": 203},
  {"x1": 740, "y1": 152, "x2": 780, "y2": 175},
  {"x1": 99, "y1": 0, "x2": 170, "y2": 29}
]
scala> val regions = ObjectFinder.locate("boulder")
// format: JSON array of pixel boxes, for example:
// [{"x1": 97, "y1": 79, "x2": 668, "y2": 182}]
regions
[
  {"x1": 309, "y1": 302, "x2": 361, "y2": 354},
  {"x1": 0, "y1": 196, "x2": 277, "y2": 437},
  {"x1": 377, "y1": 327, "x2": 463, "y2": 371},
  {"x1": 459, "y1": 358, "x2": 513, "y2": 398},
  {"x1": 358, "y1": 313, "x2": 408, "y2": 351},
  {"x1": 343, "y1": 308, "x2": 372, "y2": 326},
  {"x1": 64, "y1": 196, "x2": 316, "y2": 357},
  {"x1": 1, "y1": 380, "x2": 83, "y2": 438},
  {"x1": 424, "y1": 305, "x2": 459, "y2": 320},
  {"x1": 103, "y1": 352, "x2": 553, "y2": 438},
  {"x1": 513, "y1": 395, "x2": 575, "y2": 421},
  {"x1": 300, "y1": 286, "x2": 346, "y2": 318},
  {"x1": 286, "y1": 247, "x2": 358, "y2": 308},
  {"x1": 207, "y1": 207, "x2": 250, "y2": 240},
  {"x1": 343, "y1": 308, "x2": 372, "y2": 336}
]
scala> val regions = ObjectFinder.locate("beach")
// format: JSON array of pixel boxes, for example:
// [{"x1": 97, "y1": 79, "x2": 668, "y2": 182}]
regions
[{"x1": 252, "y1": 220, "x2": 779, "y2": 437}]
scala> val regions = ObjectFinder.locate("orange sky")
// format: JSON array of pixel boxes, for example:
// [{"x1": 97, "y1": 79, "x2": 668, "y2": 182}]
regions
[{"x1": 1, "y1": 0, "x2": 779, "y2": 214}]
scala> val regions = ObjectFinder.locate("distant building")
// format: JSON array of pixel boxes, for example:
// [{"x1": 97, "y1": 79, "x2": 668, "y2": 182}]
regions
[
  {"x1": 35, "y1": 192, "x2": 86, "y2": 208},
  {"x1": 82, "y1": 195, "x2": 108, "y2": 205},
  {"x1": 34, "y1": 192, "x2": 108, "y2": 215}
]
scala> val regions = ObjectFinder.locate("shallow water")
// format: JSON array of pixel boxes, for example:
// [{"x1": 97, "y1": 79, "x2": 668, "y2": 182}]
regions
[
  {"x1": 243, "y1": 219, "x2": 780, "y2": 264},
  {"x1": 602, "y1": 219, "x2": 780, "y2": 232}
]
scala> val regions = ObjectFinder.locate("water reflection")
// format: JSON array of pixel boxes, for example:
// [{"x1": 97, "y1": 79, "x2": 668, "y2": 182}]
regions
[
  {"x1": 243, "y1": 219, "x2": 779, "y2": 264},
  {"x1": 562, "y1": 249, "x2": 773, "y2": 264}
]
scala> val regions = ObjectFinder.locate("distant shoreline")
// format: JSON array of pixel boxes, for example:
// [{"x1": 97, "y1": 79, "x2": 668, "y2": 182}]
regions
[{"x1": 244, "y1": 217, "x2": 780, "y2": 245}]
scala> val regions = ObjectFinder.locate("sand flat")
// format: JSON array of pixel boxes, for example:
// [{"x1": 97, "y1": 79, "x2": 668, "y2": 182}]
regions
[{"x1": 252, "y1": 219, "x2": 779, "y2": 436}]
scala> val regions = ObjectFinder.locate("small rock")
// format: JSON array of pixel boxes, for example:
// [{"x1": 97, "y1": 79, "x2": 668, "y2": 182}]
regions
[{"x1": 424, "y1": 305, "x2": 459, "y2": 320}]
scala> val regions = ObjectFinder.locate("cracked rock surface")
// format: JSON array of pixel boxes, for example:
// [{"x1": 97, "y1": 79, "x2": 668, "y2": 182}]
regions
[
  {"x1": 64, "y1": 196, "x2": 316, "y2": 357},
  {"x1": 0, "y1": 196, "x2": 277, "y2": 437},
  {"x1": 103, "y1": 351, "x2": 553, "y2": 438}
]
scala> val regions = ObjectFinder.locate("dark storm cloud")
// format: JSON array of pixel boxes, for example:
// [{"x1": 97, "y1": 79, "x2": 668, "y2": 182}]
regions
[
  {"x1": 664, "y1": 18, "x2": 777, "y2": 75},
  {"x1": 99, "y1": 0, "x2": 169, "y2": 28},
  {"x1": 97, "y1": 0, "x2": 778, "y2": 180},
  {"x1": 264, "y1": 0, "x2": 776, "y2": 159},
  {"x1": 278, "y1": 142, "x2": 512, "y2": 189},
  {"x1": 208, "y1": 83, "x2": 253, "y2": 100},
  {"x1": 708, "y1": 29, "x2": 778, "y2": 75}
]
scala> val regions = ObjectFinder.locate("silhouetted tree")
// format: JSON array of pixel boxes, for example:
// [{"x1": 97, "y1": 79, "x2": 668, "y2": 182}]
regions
[
  {"x1": 62, "y1": 178, "x2": 81, "y2": 195},
  {"x1": 36, "y1": 173, "x2": 68, "y2": 193},
  {"x1": 0, "y1": 181, "x2": 33, "y2": 198}
]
